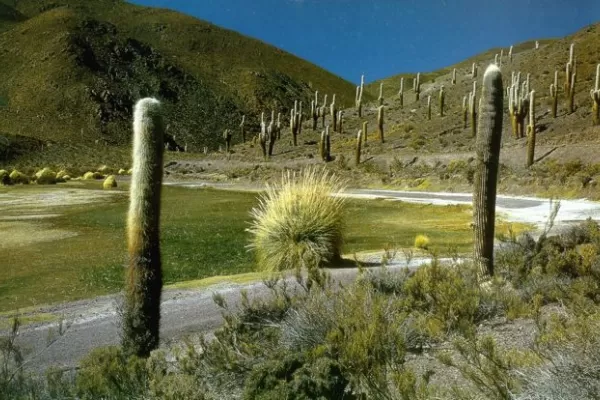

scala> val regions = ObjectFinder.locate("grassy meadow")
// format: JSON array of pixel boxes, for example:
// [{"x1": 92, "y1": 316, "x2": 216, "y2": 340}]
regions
[{"x1": 0, "y1": 183, "x2": 527, "y2": 312}]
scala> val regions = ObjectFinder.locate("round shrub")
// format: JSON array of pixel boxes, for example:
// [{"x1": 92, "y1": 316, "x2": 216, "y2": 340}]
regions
[
  {"x1": 103, "y1": 175, "x2": 117, "y2": 189},
  {"x1": 247, "y1": 167, "x2": 346, "y2": 272},
  {"x1": 83, "y1": 171, "x2": 104, "y2": 180},
  {"x1": 0, "y1": 169, "x2": 9, "y2": 185},
  {"x1": 35, "y1": 168, "x2": 56, "y2": 185},
  {"x1": 9, "y1": 170, "x2": 29, "y2": 184},
  {"x1": 414, "y1": 234, "x2": 430, "y2": 250}
]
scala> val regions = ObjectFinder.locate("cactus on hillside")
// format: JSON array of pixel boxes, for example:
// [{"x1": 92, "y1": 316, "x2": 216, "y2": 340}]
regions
[
  {"x1": 415, "y1": 73, "x2": 421, "y2": 101},
  {"x1": 569, "y1": 72, "x2": 577, "y2": 114},
  {"x1": 508, "y1": 74, "x2": 529, "y2": 139},
  {"x1": 223, "y1": 129, "x2": 232, "y2": 153},
  {"x1": 320, "y1": 104, "x2": 327, "y2": 128},
  {"x1": 472, "y1": 62, "x2": 478, "y2": 78},
  {"x1": 469, "y1": 88, "x2": 477, "y2": 137},
  {"x1": 526, "y1": 90, "x2": 536, "y2": 167},
  {"x1": 378, "y1": 83, "x2": 384, "y2": 106},
  {"x1": 535, "y1": 40, "x2": 539, "y2": 50},
  {"x1": 398, "y1": 77, "x2": 404, "y2": 107},
  {"x1": 377, "y1": 105, "x2": 385, "y2": 143},
  {"x1": 508, "y1": 45, "x2": 513, "y2": 63},
  {"x1": 462, "y1": 95, "x2": 468, "y2": 129},
  {"x1": 439, "y1": 85, "x2": 445, "y2": 117},
  {"x1": 362, "y1": 121, "x2": 368, "y2": 143},
  {"x1": 565, "y1": 43, "x2": 574, "y2": 94},
  {"x1": 473, "y1": 64, "x2": 504, "y2": 279},
  {"x1": 276, "y1": 112, "x2": 282, "y2": 139},
  {"x1": 356, "y1": 75, "x2": 364, "y2": 117},
  {"x1": 240, "y1": 115, "x2": 246, "y2": 143},
  {"x1": 311, "y1": 100, "x2": 318, "y2": 130},
  {"x1": 499, "y1": 49, "x2": 504, "y2": 68},
  {"x1": 355, "y1": 130, "x2": 362, "y2": 165},
  {"x1": 338, "y1": 110, "x2": 344, "y2": 134},
  {"x1": 452, "y1": 68, "x2": 457, "y2": 85},
  {"x1": 427, "y1": 95, "x2": 432, "y2": 120},
  {"x1": 591, "y1": 64, "x2": 600, "y2": 125},
  {"x1": 331, "y1": 94, "x2": 338, "y2": 132},
  {"x1": 550, "y1": 70, "x2": 559, "y2": 118},
  {"x1": 290, "y1": 101, "x2": 299, "y2": 146},
  {"x1": 494, "y1": 54, "x2": 498, "y2": 66},
  {"x1": 260, "y1": 112, "x2": 268, "y2": 158},
  {"x1": 268, "y1": 111, "x2": 277, "y2": 157},
  {"x1": 122, "y1": 98, "x2": 165, "y2": 357}
]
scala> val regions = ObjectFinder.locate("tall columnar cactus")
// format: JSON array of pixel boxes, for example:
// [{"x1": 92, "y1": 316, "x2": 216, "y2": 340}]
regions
[
  {"x1": 122, "y1": 98, "x2": 165, "y2": 357},
  {"x1": 378, "y1": 83, "x2": 384, "y2": 106},
  {"x1": 591, "y1": 64, "x2": 600, "y2": 125},
  {"x1": 569, "y1": 72, "x2": 577, "y2": 114},
  {"x1": 319, "y1": 130, "x2": 326, "y2": 161},
  {"x1": 223, "y1": 129, "x2": 232, "y2": 153},
  {"x1": 311, "y1": 100, "x2": 318, "y2": 131},
  {"x1": 355, "y1": 129, "x2": 362, "y2": 165},
  {"x1": 290, "y1": 101, "x2": 301, "y2": 146},
  {"x1": 362, "y1": 121, "x2": 368, "y2": 143},
  {"x1": 473, "y1": 64, "x2": 504, "y2": 279},
  {"x1": 565, "y1": 43, "x2": 574, "y2": 94},
  {"x1": 439, "y1": 85, "x2": 445, "y2": 117},
  {"x1": 550, "y1": 70, "x2": 559, "y2": 118},
  {"x1": 469, "y1": 88, "x2": 477, "y2": 137},
  {"x1": 276, "y1": 112, "x2": 282, "y2": 140},
  {"x1": 260, "y1": 112, "x2": 268, "y2": 158},
  {"x1": 535, "y1": 40, "x2": 539, "y2": 50},
  {"x1": 325, "y1": 125, "x2": 331, "y2": 161},
  {"x1": 508, "y1": 45, "x2": 513, "y2": 63},
  {"x1": 268, "y1": 111, "x2": 277, "y2": 157},
  {"x1": 526, "y1": 91, "x2": 536, "y2": 167},
  {"x1": 240, "y1": 115, "x2": 246, "y2": 143},
  {"x1": 320, "y1": 104, "x2": 326, "y2": 128},
  {"x1": 415, "y1": 73, "x2": 421, "y2": 101},
  {"x1": 427, "y1": 95, "x2": 432, "y2": 120},
  {"x1": 356, "y1": 75, "x2": 364, "y2": 117},
  {"x1": 398, "y1": 77, "x2": 404, "y2": 107},
  {"x1": 377, "y1": 105, "x2": 385, "y2": 143},
  {"x1": 472, "y1": 62, "x2": 478, "y2": 78},
  {"x1": 499, "y1": 49, "x2": 504, "y2": 68},
  {"x1": 338, "y1": 110, "x2": 343, "y2": 134},
  {"x1": 494, "y1": 54, "x2": 498, "y2": 66},
  {"x1": 452, "y1": 68, "x2": 457, "y2": 85},
  {"x1": 462, "y1": 96, "x2": 468, "y2": 129},
  {"x1": 331, "y1": 94, "x2": 338, "y2": 132},
  {"x1": 508, "y1": 75, "x2": 529, "y2": 139}
]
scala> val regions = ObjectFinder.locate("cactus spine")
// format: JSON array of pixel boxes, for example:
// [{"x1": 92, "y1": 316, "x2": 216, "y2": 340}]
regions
[
  {"x1": 355, "y1": 130, "x2": 362, "y2": 165},
  {"x1": 526, "y1": 90, "x2": 536, "y2": 167},
  {"x1": 473, "y1": 65, "x2": 504, "y2": 279},
  {"x1": 377, "y1": 105, "x2": 384, "y2": 143},
  {"x1": 398, "y1": 77, "x2": 404, "y2": 107},
  {"x1": 378, "y1": 83, "x2": 384, "y2": 106},
  {"x1": 550, "y1": 70, "x2": 558, "y2": 118},
  {"x1": 439, "y1": 85, "x2": 445, "y2": 117},
  {"x1": 427, "y1": 95, "x2": 432, "y2": 120},
  {"x1": 356, "y1": 75, "x2": 364, "y2": 117},
  {"x1": 122, "y1": 98, "x2": 165, "y2": 357},
  {"x1": 591, "y1": 64, "x2": 600, "y2": 125},
  {"x1": 240, "y1": 115, "x2": 246, "y2": 142}
]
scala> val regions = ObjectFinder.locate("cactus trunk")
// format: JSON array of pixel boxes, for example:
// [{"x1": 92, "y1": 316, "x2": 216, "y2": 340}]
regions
[
  {"x1": 122, "y1": 98, "x2": 165, "y2": 357},
  {"x1": 355, "y1": 130, "x2": 362, "y2": 165},
  {"x1": 362, "y1": 121, "x2": 368, "y2": 143},
  {"x1": 427, "y1": 96, "x2": 432, "y2": 120},
  {"x1": 473, "y1": 65, "x2": 504, "y2": 279},
  {"x1": 377, "y1": 105, "x2": 384, "y2": 143},
  {"x1": 526, "y1": 91, "x2": 536, "y2": 167}
]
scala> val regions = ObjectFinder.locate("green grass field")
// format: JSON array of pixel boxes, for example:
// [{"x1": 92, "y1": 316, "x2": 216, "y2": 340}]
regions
[{"x1": 0, "y1": 184, "x2": 527, "y2": 312}]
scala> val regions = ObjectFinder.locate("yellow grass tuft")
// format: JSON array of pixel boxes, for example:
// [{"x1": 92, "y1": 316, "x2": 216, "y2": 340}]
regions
[
  {"x1": 83, "y1": 171, "x2": 104, "y2": 180},
  {"x1": 414, "y1": 234, "x2": 430, "y2": 250},
  {"x1": 246, "y1": 166, "x2": 347, "y2": 272},
  {"x1": 103, "y1": 175, "x2": 117, "y2": 189}
]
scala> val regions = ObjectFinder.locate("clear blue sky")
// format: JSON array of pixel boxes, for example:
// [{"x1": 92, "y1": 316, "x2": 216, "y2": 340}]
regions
[{"x1": 130, "y1": 0, "x2": 600, "y2": 84}]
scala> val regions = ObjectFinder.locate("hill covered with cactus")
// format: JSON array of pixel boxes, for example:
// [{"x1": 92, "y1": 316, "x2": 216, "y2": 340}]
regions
[{"x1": 0, "y1": 0, "x2": 358, "y2": 165}]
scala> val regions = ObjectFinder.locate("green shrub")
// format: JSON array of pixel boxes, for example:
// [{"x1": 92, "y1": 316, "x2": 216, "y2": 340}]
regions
[
  {"x1": 414, "y1": 234, "x2": 430, "y2": 250},
  {"x1": 8, "y1": 170, "x2": 29, "y2": 184},
  {"x1": 35, "y1": 167, "x2": 56, "y2": 184},
  {"x1": 247, "y1": 167, "x2": 347, "y2": 272},
  {"x1": 0, "y1": 169, "x2": 8, "y2": 185},
  {"x1": 103, "y1": 175, "x2": 117, "y2": 189}
]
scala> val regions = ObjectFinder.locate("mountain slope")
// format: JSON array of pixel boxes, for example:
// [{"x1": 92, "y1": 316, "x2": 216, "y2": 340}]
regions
[{"x1": 0, "y1": 0, "x2": 357, "y2": 164}]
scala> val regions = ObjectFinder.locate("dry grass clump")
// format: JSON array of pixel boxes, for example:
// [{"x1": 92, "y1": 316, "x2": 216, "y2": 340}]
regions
[
  {"x1": 103, "y1": 175, "x2": 117, "y2": 189},
  {"x1": 83, "y1": 171, "x2": 104, "y2": 180},
  {"x1": 247, "y1": 167, "x2": 347, "y2": 272}
]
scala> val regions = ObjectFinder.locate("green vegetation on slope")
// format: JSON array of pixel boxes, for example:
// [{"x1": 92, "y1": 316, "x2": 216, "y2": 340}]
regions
[{"x1": 0, "y1": 0, "x2": 358, "y2": 165}]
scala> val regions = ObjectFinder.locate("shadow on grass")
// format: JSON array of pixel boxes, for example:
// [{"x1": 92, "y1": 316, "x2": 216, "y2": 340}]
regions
[{"x1": 327, "y1": 257, "x2": 381, "y2": 269}]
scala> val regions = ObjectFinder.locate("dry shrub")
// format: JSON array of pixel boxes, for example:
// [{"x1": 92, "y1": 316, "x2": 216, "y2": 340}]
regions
[
  {"x1": 35, "y1": 168, "x2": 56, "y2": 185},
  {"x1": 103, "y1": 175, "x2": 117, "y2": 189}
]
